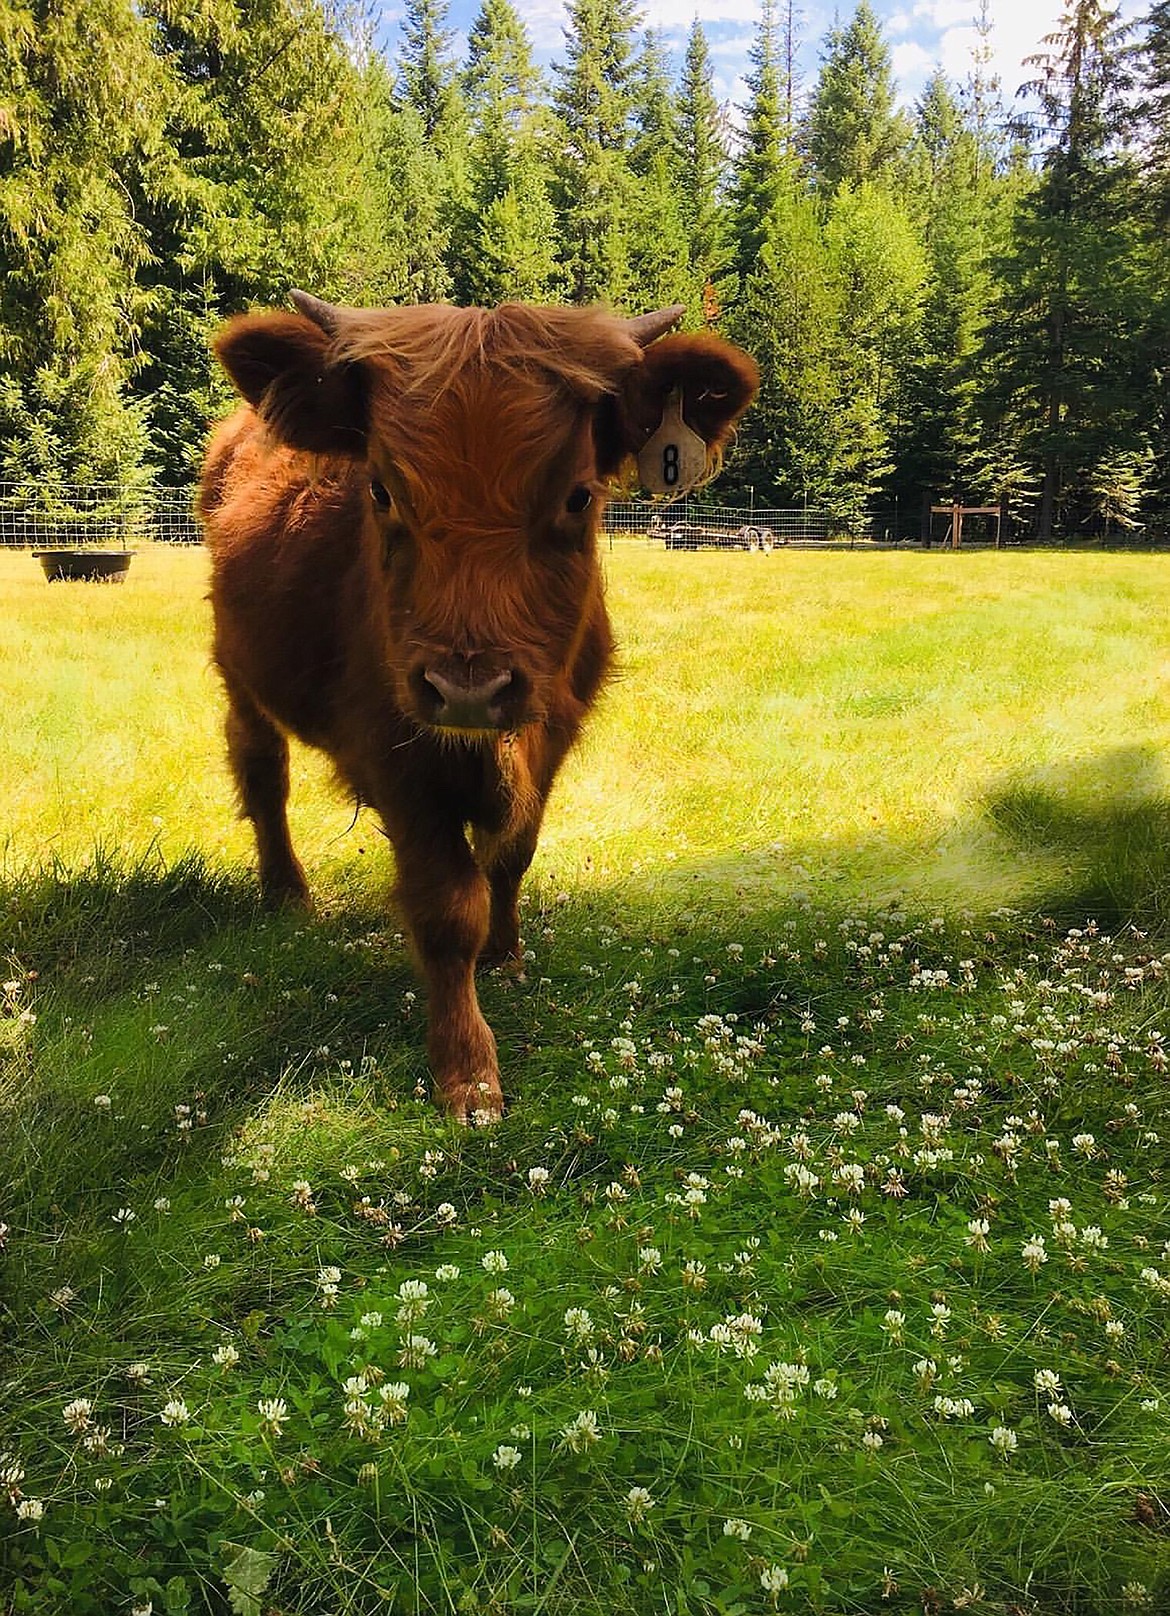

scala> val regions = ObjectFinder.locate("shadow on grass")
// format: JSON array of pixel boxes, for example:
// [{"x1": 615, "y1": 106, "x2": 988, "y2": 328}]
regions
[
  {"x1": 983, "y1": 744, "x2": 1170, "y2": 932},
  {"x1": 2, "y1": 744, "x2": 1168, "y2": 1244}
]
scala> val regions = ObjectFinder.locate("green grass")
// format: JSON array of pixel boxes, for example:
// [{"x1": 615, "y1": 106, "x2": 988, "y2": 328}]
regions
[{"x1": 1, "y1": 544, "x2": 1168, "y2": 1615}]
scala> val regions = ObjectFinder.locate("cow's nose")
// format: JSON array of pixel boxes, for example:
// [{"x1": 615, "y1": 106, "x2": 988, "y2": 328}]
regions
[{"x1": 423, "y1": 666, "x2": 514, "y2": 729}]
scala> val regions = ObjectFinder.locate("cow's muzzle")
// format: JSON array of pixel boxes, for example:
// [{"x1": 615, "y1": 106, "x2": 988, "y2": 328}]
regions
[{"x1": 410, "y1": 660, "x2": 526, "y2": 731}]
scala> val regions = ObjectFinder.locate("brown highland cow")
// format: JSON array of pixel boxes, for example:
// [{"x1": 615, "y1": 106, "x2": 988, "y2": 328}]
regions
[{"x1": 200, "y1": 294, "x2": 757, "y2": 1120}]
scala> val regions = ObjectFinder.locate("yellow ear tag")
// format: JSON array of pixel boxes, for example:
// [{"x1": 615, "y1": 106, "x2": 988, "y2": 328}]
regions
[{"x1": 637, "y1": 386, "x2": 708, "y2": 496}]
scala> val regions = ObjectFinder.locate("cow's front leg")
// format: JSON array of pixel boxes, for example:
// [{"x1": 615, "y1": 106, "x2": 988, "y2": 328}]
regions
[
  {"x1": 393, "y1": 826, "x2": 503, "y2": 1123},
  {"x1": 477, "y1": 819, "x2": 541, "y2": 974}
]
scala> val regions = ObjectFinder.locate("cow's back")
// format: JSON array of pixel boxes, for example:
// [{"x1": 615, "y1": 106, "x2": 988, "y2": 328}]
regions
[{"x1": 201, "y1": 409, "x2": 385, "y2": 746}]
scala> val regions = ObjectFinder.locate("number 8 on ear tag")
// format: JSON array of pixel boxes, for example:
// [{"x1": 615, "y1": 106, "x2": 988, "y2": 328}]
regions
[{"x1": 637, "y1": 386, "x2": 708, "y2": 496}]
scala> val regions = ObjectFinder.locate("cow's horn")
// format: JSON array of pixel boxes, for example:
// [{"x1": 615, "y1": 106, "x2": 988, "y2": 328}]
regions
[
  {"x1": 289, "y1": 289, "x2": 344, "y2": 335},
  {"x1": 627, "y1": 305, "x2": 687, "y2": 347}
]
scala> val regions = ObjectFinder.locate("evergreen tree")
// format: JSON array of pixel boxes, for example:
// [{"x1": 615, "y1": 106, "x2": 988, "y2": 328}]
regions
[
  {"x1": 987, "y1": 0, "x2": 1148, "y2": 539},
  {"x1": 624, "y1": 31, "x2": 691, "y2": 311},
  {"x1": 823, "y1": 181, "x2": 927, "y2": 511},
  {"x1": 0, "y1": 0, "x2": 173, "y2": 490},
  {"x1": 128, "y1": 0, "x2": 409, "y2": 484},
  {"x1": 1136, "y1": 4, "x2": 1170, "y2": 524},
  {"x1": 730, "y1": 0, "x2": 792, "y2": 283},
  {"x1": 804, "y1": 0, "x2": 909, "y2": 194},
  {"x1": 897, "y1": 69, "x2": 1005, "y2": 525},
  {"x1": 461, "y1": 0, "x2": 557, "y2": 301},
  {"x1": 551, "y1": 0, "x2": 640, "y2": 304},
  {"x1": 398, "y1": 0, "x2": 465, "y2": 145},
  {"x1": 674, "y1": 20, "x2": 728, "y2": 301}
]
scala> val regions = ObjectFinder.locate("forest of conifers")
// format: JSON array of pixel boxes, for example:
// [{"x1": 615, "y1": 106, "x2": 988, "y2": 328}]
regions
[{"x1": 2, "y1": 0, "x2": 1168, "y2": 539}]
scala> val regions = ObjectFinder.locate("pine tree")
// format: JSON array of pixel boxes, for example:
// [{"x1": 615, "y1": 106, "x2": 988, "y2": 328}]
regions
[
  {"x1": 551, "y1": 0, "x2": 640, "y2": 304},
  {"x1": 674, "y1": 21, "x2": 728, "y2": 299},
  {"x1": 987, "y1": 0, "x2": 1148, "y2": 539},
  {"x1": 804, "y1": 0, "x2": 909, "y2": 194},
  {"x1": 0, "y1": 0, "x2": 173, "y2": 490},
  {"x1": 127, "y1": 0, "x2": 410, "y2": 484},
  {"x1": 461, "y1": 0, "x2": 558, "y2": 302},
  {"x1": 896, "y1": 69, "x2": 1005, "y2": 525},
  {"x1": 399, "y1": 0, "x2": 464, "y2": 144},
  {"x1": 823, "y1": 182, "x2": 927, "y2": 513},
  {"x1": 730, "y1": 0, "x2": 792, "y2": 283}
]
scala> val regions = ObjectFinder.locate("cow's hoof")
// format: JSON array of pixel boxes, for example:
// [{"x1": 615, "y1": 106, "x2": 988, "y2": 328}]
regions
[
  {"x1": 478, "y1": 941, "x2": 525, "y2": 977},
  {"x1": 438, "y1": 1078, "x2": 505, "y2": 1126},
  {"x1": 259, "y1": 871, "x2": 311, "y2": 911}
]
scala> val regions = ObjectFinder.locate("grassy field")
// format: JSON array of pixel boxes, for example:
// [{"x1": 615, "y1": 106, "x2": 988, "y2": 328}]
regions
[{"x1": 1, "y1": 544, "x2": 1168, "y2": 1615}]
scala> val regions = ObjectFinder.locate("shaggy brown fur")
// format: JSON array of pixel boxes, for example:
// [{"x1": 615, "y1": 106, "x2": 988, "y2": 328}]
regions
[{"x1": 201, "y1": 297, "x2": 757, "y2": 1120}]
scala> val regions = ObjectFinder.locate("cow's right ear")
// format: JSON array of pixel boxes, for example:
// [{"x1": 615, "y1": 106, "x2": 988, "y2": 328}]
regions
[{"x1": 214, "y1": 312, "x2": 367, "y2": 457}]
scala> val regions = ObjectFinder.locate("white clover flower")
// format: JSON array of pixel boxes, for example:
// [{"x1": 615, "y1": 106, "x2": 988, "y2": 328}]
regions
[
  {"x1": 398, "y1": 1335, "x2": 438, "y2": 1370},
  {"x1": 378, "y1": 1382, "x2": 410, "y2": 1424},
  {"x1": 485, "y1": 1287, "x2": 515, "y2": 1317},
  {"x1": 813, "y1": 1376, "x2": 838, "y2": 1400},
  {"x1": 395, "y1": 1280, "x2": 430, "y2": 1325},
  {"x1": 257, "y1": 1397, "x2": 289, "y2": 1437},
  {"x1": 723, "y1": 1517, "x2": 752, "y2": 1541},
  {"x1": 625, "y1": 1485, "x2": 655, "y2": 1523},
  {"x1": 1021, "y1": 1234, "x2": 1048, "y2": 1274},
  {"x1": 481, "y1": 1249, "x2": 509, "y2": 1274},
  {"x1": 360, "y1": 1311, "x2": 384, "y2": 1331},
  {"x1": 434, "y1": 1264, "x2": 460, "y2": 1282},
  {"x1": 527, "y1": 1166, "x2": 551, "y2": 1194},
  {"x1": 965, "y1": 1218, "x2": 991, "y2": 1252},
  {"x1": 989, "y1": 1425, "x2": 1018, "y2": 1459},
  {"x1": 93, "y1": 1095, "x2": 112, "y2": 1111},
  {"x1": 212, "y1": 1343, "x2": 240, "y2": 1371},
  {"x1": 560, "y1": 1409, "x2": 602, "y2": 1453},
  {"x1": 1034, "y1": 1368, "x2": 1061, "y2": 1395},
  {"x1": 932, "y1": 1395, "x2": 975, "y2": 1419},
  {"x1": 15, "y1": 1498, "x2": 44, "y2": 1523},
  {"x1": 564, "y1": 1307, "x2": 594, "y2": 1341},
  {"x1": 435, "y1": 1202, "x2": 457, "y2": 1225},
  {"x1": 160, "y1": 1398, "x2": 190, "y2": 1427},
  {"x1": 637, "y1": 1246, "x2": 662, "y2": 1274},
  {"x1": 203, "y1": 1253, "x2": 221, "y2": 1271},
  {"x1": 760, "y1": 1564, "x2": 789, "y2": 1593},
  {"x1": 862, "y1": 1430, "x2": 884, "y2": 1451},
  {"x1": 882, "y1": 1309, "x2": 905, "y2": 1340},
  {"x1": 1104, "y1": 1319, "x2": 1125, "y2": 1340},
  {"x1": 62, "y1": 1398, "x2": 93, "y2": 1434},
  {"x1": 1072, "y1": 1132, "x2": 1096, "y2": 1158},
  {"x1": 493, "y1": 1444, "x2": 523, "y2": 1471},
  {"x1": 1047, "y1": 1402, "x2": 1073, "y2": 1426},
  {"x1": 112, "y1": 1207, "x2": 136, "y2": 1228},
  {"x1": 725, "y1": 1311, "x2": 764, "y2": 1358}
]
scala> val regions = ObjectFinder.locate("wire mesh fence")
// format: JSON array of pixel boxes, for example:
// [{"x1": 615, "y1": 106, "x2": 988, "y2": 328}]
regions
[
  {"x1": 603, "y1": 500, "x2": 841, "y2": 547},
  {"x1": 0, "y1": 484, "x2": 200, "y2": 548},
  {"x1": 10, "y1": 484, "x2": 1146, "y2": 550}
]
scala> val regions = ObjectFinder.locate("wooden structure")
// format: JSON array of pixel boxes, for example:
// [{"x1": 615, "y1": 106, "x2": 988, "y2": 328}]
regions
[{"x1": 930, "y1": 502, "x2": 1003, "y2": 549}]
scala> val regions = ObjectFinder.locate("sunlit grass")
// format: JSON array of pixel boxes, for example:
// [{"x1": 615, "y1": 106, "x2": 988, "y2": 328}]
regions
[
  {"x1": 1, "y1": 542, "x2": 1168, "y2": 1614},
  {"x1": 3, "y1": 543, "x2": 1168, "y2": 912}
]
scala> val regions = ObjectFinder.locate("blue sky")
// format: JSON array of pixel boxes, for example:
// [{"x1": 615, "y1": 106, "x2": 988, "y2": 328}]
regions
[{"x1": 375, "y1": 0, "x2": 1148, "y2": 121}]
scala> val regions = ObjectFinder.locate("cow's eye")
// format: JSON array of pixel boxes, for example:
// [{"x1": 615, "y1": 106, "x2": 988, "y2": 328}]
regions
[
  {"x1": 566, "y1": 485, "x2": 592, "y2": 514},
  {"x1": 370, "y1": 479, "x2": 391, "y2": 509}
]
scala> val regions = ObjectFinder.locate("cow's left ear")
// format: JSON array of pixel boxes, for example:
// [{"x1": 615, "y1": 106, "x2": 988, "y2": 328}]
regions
[{"x1": 617, "y1": 334, "x2": 759, "y2": 494}]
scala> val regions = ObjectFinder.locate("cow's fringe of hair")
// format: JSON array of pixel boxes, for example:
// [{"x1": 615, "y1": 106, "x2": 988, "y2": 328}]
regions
[
  {"x1": 335, "y1": 304, "x2": 642, "y2": 404},
  {"x1": 331, "y1": 305, "x2": 643, "y2": 521}
]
